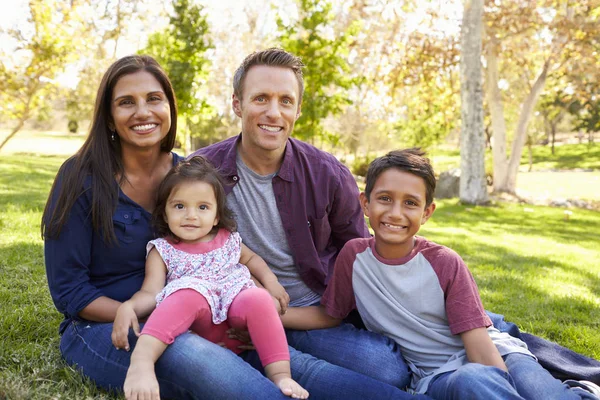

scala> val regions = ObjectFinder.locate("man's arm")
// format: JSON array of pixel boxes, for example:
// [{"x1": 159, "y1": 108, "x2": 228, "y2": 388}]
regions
[{"x1": 461, "y1": 327, "x2": 508, "y2": 371}]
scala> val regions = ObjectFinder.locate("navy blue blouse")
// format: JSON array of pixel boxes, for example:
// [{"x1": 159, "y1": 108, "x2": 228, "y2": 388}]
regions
[{"x1": 44, "y1": 153, "x2": 182, "y2": 333}]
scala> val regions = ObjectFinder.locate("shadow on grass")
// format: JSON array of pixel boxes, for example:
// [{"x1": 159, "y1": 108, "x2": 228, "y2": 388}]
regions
[
  {"x1": 525, "y1": 144, "x2": 600, "y2": 170},
  {"x1": 420, "y1": 230, "x2": 600, "y2": 358},
  {"x1": 432, "y1": 201, "x2": 600, "y2": 250}
]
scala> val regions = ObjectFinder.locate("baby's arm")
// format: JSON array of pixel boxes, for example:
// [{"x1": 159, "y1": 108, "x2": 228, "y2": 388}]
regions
[
  {"x1": 281, "y1": 305, "x2": 342, "y2": 330},
  {"x1": 111, "y1": 248, "x2": 167, "y2": 351},
  {"x1": 461, "y1": 327, "x2": 508, "y2": 371},
  {"x1": 240, "y1": 243, "x2": 290, "y2": 314}
]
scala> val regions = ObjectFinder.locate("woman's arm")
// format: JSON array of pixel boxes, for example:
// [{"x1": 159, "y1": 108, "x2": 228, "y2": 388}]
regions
[
  {"x1": 461, "y1": 327, "x2": 507, "y2": 371},
  {"x1": 281, "y1": 305, "x2": 343, "y2": 330}
]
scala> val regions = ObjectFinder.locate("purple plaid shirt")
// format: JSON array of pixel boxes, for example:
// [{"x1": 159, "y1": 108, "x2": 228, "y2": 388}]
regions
[{"x1": 192, "y1": 135, "x2": 370, "y2": 294}]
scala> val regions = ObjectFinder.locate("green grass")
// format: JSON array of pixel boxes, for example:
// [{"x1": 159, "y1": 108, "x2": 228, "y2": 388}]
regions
[
  {"x1": 420, "y1": 201, "x2": 600, "y2": 359},
  {"x1": 0, "y1": 154, "x2": 116, "y2": 399},
  {"x1": 1, "y1": 152, "x2": 599, "y2": 397},
  {"x1": 428, "y1": 143, "x2": 600, "y2": 172}
]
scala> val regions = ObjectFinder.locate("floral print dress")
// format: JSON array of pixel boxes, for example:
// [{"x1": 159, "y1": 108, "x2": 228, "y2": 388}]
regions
[{"x1": 148, "y1": 229, "x2": 255, "y2": 324}]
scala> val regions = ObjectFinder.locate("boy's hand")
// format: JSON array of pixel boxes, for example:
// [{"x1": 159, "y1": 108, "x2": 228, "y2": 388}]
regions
[
  {"x1": 111, "y1": 302, "x2": 139, "y2": 351},
  {"x1": 263, "y1": 280, "x2": 290, "y2": 315}
]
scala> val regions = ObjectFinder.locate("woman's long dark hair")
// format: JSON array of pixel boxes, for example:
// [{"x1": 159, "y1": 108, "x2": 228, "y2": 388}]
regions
[{"x1": 41, "y1": 55, "x2": 178, "y2": 243}]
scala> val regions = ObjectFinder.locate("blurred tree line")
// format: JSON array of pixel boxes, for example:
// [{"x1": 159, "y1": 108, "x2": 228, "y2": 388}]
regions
[{"x1": 0, "y1": 0, "x2": 598, "y2": 195}]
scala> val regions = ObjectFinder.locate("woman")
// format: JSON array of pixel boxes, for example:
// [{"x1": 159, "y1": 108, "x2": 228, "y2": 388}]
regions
[{"x1": 42, "y1": 55, "x2": 423, "y2": 400}]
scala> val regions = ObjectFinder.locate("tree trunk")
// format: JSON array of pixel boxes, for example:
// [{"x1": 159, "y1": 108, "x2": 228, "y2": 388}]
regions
[
  {"x1": 0, "y1": 119, "x2": 26, "y2": 152},
  {"x1": 528, "y1": 141, "x2": 533, "y2": 172},
  {"x1": 551, "y1": 121, "x2": 557, "y2": 155},
  {"x1": 459, "y1": 0, "x2": 488, "y2": 204},
  {"x1": 485, "y1": 35, "x2": 509, "y2": 193},
  {"x1": 502, "y1": 60, "x2": 550, "y2": 192}
]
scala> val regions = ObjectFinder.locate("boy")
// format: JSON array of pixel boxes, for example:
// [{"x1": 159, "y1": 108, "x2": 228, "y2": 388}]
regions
[{"x1": 315, "y1": 149, "x2": 598, "y2": 399}]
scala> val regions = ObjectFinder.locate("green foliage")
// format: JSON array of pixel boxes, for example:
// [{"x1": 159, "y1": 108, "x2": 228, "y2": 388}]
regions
[
  {"x1": 0, "y1": 0, "x2": 84, "y2": 148},
  {"x1": 140, "y1": 0, "x2": 214, "y2": 149},
  {"x1": 395, "y1": 84, "x2": 459, "y2": 148},
  {"x1": 277, "y1": 0, "x2": 358, "y2": 144},
  {"x1": 350, "y1": 155, "x2": 372, "y2": 177}
]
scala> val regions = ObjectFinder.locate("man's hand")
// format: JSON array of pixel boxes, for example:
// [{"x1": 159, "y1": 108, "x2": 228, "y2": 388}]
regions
[
  {"x1": 227, "y1": 328, "x2": 255, "y2": 351},
  {"x1": 111, "y1": 302, "x2": 140, "y2": 351}
]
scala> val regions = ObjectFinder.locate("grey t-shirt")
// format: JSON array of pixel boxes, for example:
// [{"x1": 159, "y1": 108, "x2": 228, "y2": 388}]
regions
[{"x1": 226, "y1": 155, "x2": 321, "y2": 307}]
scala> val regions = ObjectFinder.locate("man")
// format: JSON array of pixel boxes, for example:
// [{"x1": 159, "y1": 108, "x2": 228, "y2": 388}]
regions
[{"x1": 192, "y1": 48, "x2": 410, "y2": 389}]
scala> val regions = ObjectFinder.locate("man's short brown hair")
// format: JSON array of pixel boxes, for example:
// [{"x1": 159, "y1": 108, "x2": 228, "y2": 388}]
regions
[{"x1": 233, "y1": 48, "x2": 305, "y2": 105}]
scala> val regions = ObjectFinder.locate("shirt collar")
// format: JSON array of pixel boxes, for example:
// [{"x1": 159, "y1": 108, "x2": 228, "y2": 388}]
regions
[
  {"x1": 275, "y1": 137, "x2": 294, "y2": 182},
  {"x1": 228, "y1": 133, "x2": 295, "y2": 182}
]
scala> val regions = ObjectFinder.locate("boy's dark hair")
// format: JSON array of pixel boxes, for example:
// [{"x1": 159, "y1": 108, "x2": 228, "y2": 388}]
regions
[
  {"x1": 233, "y1": 48, "x2": 305, "y2": 105},
  {"x1": 364, "y1": 148, "x2": 436, "y2": 207},
  {"x1": 153, "y1": 156, "x2": 236, "y2": 241}
]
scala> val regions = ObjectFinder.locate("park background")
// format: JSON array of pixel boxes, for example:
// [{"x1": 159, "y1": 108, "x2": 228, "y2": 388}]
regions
[{"x1": 1, "y1": 0, "x2": 599, "y2": 398}]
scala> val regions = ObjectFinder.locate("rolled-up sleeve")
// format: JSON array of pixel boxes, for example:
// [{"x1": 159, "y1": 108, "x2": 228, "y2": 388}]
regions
[{"x1": 44, "y1": 177, "x2": 103, "y2": 320}]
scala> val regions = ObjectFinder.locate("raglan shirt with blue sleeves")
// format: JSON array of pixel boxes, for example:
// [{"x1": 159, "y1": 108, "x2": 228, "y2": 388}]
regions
[
  {"x1": 44, "y1": 153, "x2": 183, "y2": 334},
  {"x1": 321, "y1": 236, "x2": 533, "y2": 394}
]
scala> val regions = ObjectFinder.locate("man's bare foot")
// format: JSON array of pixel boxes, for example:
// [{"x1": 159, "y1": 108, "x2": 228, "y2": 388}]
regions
[
  {"x1": 272, "y1": 375, "x2": 309, "y2": 399},
  {"x1": 124, "y1": 358, "x2": 160, "y2": 400}
]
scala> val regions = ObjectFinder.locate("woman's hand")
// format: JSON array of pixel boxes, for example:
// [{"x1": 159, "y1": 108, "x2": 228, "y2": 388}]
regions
[
  {"x1": 263, "y1": 280, "x2": 290, "y2": 315},
  {"x1": 111, "y1": 302, "x2": 140, "y2": 351}
]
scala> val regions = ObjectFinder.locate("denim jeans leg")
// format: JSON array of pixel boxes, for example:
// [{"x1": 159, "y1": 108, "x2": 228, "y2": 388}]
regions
[
  {"x1": 285, "y1": 322, "x2": 410, "y2": 388},
  {"x1": 241, "y1": 346, "x2": 432, "y2": 400},
  {"x1": 504, "y1": 353, "x2": 598, "y2": 400},
  {"x1": 426, "y1": 363, "x2": 524, "y2": 400},
  {"x1": 60, "y1": 321, "x2": 288, "y2": 400}
]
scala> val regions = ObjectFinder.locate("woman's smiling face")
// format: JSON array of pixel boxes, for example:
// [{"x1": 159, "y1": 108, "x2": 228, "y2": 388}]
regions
[{"x1": 110, "y1": 70, "x2": 171, "y2": 151}]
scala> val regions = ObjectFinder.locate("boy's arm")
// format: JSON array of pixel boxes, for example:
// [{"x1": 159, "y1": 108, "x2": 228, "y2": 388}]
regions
[
  {"x1": 240, "y1": 243, "x2": 290, "y2": 313},
  {"x1": 281, "y1": 305, "x2": 342, "y2": 330},
  {"x1": 461, "y1": 327, "x2": 508, "y2": 371}
]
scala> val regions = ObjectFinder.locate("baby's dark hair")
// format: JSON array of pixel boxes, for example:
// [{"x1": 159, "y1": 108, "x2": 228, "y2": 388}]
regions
[
  {"x1": 364, "y1": 148, "x2": 436, "y2": 207},
  {"x1": 153, "y1": 156, "x2": 236, "y2": 240}
]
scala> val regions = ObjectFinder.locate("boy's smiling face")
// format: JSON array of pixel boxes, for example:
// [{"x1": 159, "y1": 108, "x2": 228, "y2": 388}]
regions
[{"x1": 360, "y1": 168, "x2": 436, "y2": 259}]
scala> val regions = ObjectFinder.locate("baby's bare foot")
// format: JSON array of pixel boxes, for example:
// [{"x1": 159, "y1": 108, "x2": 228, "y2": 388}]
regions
[
  {"x1": 124, "y1": 359, "x2": 160, "y2": 400},
  {"x1": 273, "y1": 376, "x2": 309, "y2": 399}
]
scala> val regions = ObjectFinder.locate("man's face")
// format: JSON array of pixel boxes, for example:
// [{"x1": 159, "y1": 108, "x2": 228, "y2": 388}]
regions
[{"x1": 232, "y1": 65, "x2": 301, "y2": 158}]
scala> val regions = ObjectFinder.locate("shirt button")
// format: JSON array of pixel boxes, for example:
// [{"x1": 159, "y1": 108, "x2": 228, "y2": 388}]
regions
[
  {"x1": 232, "y1": 176, "x2": 238, "y2": 181},
  {"x1": 124, "y1": 214, "x2": 129, "y2": 219}
]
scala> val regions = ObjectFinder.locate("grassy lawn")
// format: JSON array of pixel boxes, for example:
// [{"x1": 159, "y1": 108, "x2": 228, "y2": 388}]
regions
[
  {"x1": 0, "y1": 144, "x2": 599, "y2": 397},
  {"x1": 428, "y1": 142, "x2": 600, "y2": 172}
]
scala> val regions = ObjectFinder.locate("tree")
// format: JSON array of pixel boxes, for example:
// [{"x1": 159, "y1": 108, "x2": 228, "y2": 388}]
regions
[
  {"x1": 485, "y1": 0, "x2": 600, "y2": 193},
  {"x1": 141, "y1": 0, "x2": 213, "y2": 154},
  {"x1": 277, "y1": 0, "x2": 358, "y2": 144},
  {"x1": 0, "y1": 0, "x2": 84, "y2": 151},
  {"x1": 459, "y1": 0, "x2": 488, "y2": 204}
]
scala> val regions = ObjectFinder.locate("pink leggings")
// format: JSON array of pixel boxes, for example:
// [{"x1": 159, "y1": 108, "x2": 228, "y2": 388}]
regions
[{"x1": 141, "y1": 287, "x2": 290, "y2": 366}]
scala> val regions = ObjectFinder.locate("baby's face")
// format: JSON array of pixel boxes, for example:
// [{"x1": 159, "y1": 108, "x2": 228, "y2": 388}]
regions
[{"x1": 164, "y1": 181, "x2": 219, "y2": 244}]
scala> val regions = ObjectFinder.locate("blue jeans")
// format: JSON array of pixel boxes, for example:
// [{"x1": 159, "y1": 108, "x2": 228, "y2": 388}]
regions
[
  {"x1": 60, "y1": 320, "x2": 426, "y2": 399},
  {"x1": 427, "y1": 353, "x2": 597, "y2": 400},
  {"x1": 286, "y1": 322, "x2": 411, "y2": 389}
]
